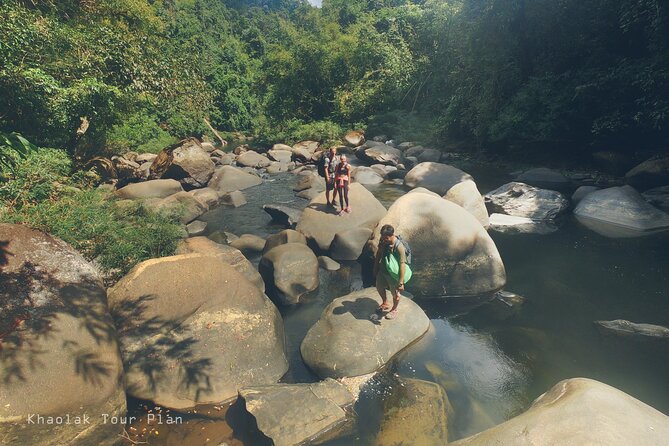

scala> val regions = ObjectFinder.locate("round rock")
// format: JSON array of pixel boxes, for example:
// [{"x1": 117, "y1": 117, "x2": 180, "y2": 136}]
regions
[{"x1": 259, "y1": 243, "x2": 319, "y2": 305}]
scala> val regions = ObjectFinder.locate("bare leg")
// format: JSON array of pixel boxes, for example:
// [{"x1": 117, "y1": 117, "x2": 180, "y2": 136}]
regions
[{"x1": 375, "y1": 275, "x2": 390, "y2": 309}]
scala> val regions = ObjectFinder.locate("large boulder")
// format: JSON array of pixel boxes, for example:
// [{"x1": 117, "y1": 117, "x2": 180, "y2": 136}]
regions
[
  {"x1": 149, "y1": 138, "x2": 215, "y2": 188},
  {"x1": 114, "y1": 178, "x2": 183, "y2": 199},
  {"x1": 485, "y1": 182, "x2": 569, "y2": 220},
  {"x1": 263, "y1": 229, "x2": 307, "y2": 254},
  {"x1": 404, "y1": 162, "x2": 472, "y2": 195},
  {"x1": 207, "y1": 165, "x2": 262, "y2": 193},
  {"x1": 374, "y1": 378, "x2": 451, "y2": 446},
  {"x1": 230, "y1": 234, "x2": 267, "y2": 253},
  {"x1": 417, "y1": 148, "x2": 442, "y2": 163},
  {"x1": 151, "y1": 191, "x2": 208, "y2": 224},
  {"x1": 345, "y1": 131, "x2": 365, "y2": 146},
  {"x1": 352, "y1": 166, "x2": 385, "y2": 184},
  {"x1": 452, "y1": 378, "x2": 669, "y2": 446},
  {"x1": 0, "y1": 224, "x2": 126, "y2": 446},
  {"x1": 443, "y1": 179, "x2": 490, "y2": 228},
  {"x1": 642, "y1": 185, "x2": 669, "y2": 212},
  {"x1": 625, "y1": 156, "x2": 669, "y2": 190},
  {"x1": 188, "y1": 187, "x2": 222, "y2": 207},
  {"x1": 301, "y1": 288, "x2": 430, "y2": 378},
  {"x1": 515, "y1": 167, "x2": 571, "y2": 192},
  {"x1": 574, "y1": 185, "x2": 669, "y2": 237},
  {"x1": 107, "y1": 254, "x2": 288, "y2": 408},
  {"x1": 237, "y1": 150, "x2": 272, "y2": 169},
  {"x1": 356, "y1": 143, "x2": 402, "y2": 166},
  {"x1": 176, "y1": 237, "x2": 265, "y2": 292},
  {"x1": 296, "y1": 183, "x2": 387, "y2": 251},
  {"x1": 571, "y1": 185, "x2": 599, "y2": 205},
  {"x1": 267, "y1": 149, "x2": 293, "y2": 163},
  {"x1": 239, "y1": 379, "x2": 354, "y2": 446},
  {"x1": 259, "y1": 243, "x2": 319, "y2": 305},
  {"x1": 370, "y1": 192, "x2": 506, "y2": 298},
  {"x1": 293, "y1": 173, "x2": 325, "y2": 192},
  {"x1": 329, "y1": 227, "x2": 373, "y2": 261},
  {"x1": 263, "y1": 204, "x2": 303, "y2": 229},
  {"x1": 293, "y1": 140, "x2": 320, "y2": 154}
]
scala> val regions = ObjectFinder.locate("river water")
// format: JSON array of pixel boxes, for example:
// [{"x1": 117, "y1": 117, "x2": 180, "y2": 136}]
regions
[{"x1": 126, "y1": 167, "x2": 669, "y2": 444}]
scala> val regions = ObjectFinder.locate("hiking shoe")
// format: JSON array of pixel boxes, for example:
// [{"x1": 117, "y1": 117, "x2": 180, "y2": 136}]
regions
[{"x1": 385, "y1": 310, "x2": 398, "y2": 320}]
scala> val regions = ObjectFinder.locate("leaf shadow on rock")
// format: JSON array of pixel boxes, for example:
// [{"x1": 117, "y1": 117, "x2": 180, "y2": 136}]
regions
[
  {"x1": 109, "y1": 294, "x2": 214, "y2": 404},
  {"x1": 0, "y1": 244, "x2": 120, "y2": 388}
]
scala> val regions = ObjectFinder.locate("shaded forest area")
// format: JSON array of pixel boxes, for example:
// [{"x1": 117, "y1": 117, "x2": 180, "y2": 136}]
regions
[{"x1": 1, "y1": 0, "x2": 668, "y2": 160}]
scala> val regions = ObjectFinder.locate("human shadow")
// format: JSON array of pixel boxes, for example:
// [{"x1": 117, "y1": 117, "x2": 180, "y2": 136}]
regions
[
  {"x1": 110, "y1": 294, "x2": 213, "y2": 403},
  {"x1": 307, "y1": 202, "x2": 340, "y2": 215},
  {"x1": 332, "y1": 297, "x2": 380, "y2": 321}
]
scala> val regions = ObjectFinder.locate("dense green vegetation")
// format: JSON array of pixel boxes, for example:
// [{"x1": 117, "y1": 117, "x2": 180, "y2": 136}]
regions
[{"x1": 1, "y1": 0, "x2": 666, "y2": 156}]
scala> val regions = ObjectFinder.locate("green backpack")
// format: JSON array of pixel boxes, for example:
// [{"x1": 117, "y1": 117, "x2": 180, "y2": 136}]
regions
[{"x1": 383, "y1": 244, "x2": 413, "y2": 284}]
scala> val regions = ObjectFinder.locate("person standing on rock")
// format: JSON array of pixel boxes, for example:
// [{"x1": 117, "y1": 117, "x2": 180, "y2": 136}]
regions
[
  {"x1": 324, "y1": 147, "x2": 340, "y2": 209},
  {"x1": 335, "y1": 154, "x2": 352, "y2": 216},
  {"x1": 372, "y1": 224, "x2": 412, "y2": 320}
]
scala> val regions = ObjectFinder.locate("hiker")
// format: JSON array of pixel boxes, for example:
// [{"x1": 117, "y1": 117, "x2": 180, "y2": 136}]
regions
[
  {"x1": 323, "y1": 147, "x2": 339, "y2": 208},
  {"x1": 373, "y1": 224, "x2": 412, "y2": 320},
  {"x1": 335, "y1": 154, "x2": 352, "y2": 215}
]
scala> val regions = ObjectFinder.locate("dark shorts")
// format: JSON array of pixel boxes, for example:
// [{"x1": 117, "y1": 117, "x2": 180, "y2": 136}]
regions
[{"x1": 326, "y1": 178, "x2": 336, "y2": 191}]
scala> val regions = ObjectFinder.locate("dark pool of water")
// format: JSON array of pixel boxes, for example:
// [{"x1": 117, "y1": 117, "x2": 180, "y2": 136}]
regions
[{"x1": 130, "y1": 169, "x2": 669, "y2": 444}]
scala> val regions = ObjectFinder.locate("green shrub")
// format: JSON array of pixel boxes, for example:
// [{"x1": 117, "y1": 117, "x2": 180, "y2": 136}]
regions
[
  {"x1": 366, "y1": 110, "x2": 437, "y2": 144},
  {"x1": 256, "y1": 119, "x2": 345, "y2": 147},
  {"x1": 106, "y1": 110, "x2": 177, "y2": 155},
  {"x1": 0, "y1": 148, "x2": 183, "y2": 281}
]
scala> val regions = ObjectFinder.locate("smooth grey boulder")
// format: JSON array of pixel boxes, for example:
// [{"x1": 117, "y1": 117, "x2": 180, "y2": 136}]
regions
[
  {"x1": 186, "y1": 220, "x2": 207, "y2": 236},
  {"x1": 237, "y1": 150, "x2": 272, "y2": 169},
  {"x1": 301, "y1": 288, "x2": 430, "y2": 378},
  {"x1": 375, "y1": 378, "x2": 451, "y2": 446},
  {"x1": 230, "y1": 233, "x2": 267, "y2": 253},
  {"x1": 329, "y1": 227, "x2": 373, "y2": 261},
  {"x1": 397, "y1": 141, "x2": 416, "y2": 150},
  {"x1": 266, "y1": 161, "x2": 290, "y2": 174},
  {"x1": 152, "y1": 191, "x2": 209, "y2": 224},
  {"x1": 260, "y1": 243, "x2": 319, "y2": 305},
  {"x1": 625, "y1": 156, "x2": 669, "y2": 190},
  {"x1": 107, "y1": 254, "x2": 287, "y2": 408},
  {"x1": 488, "y1": 213, "x2": 558, "y2": 235},
  {"x1": 451, "y1": 378, "x2": 669, "y2": 446},
  {"x1": 515, "y1": 167, "x2": 571, "y2": 192},
  {"x1": 485, "y1": 182, "x2": 569, "y2": 220},
  {"x1": 115, "y1": 178, "x2": 183, "y2": 199},
  {"x1": 149, "y1": 138, "x2": 215, "y2": 188},
  {"x1": 271, "y1": 143, "x2": 293, "y2": 152},
  {"x1": 207, "y1": 165, "x2": 262, "y2": 194},
  {"x1": 356, "y1": 143, "x2": 402, "y2": 166},
  {"x1": 293, "y1": 140, "x2": 320, "y2": 154},
  {"x1": 574, "y1": 185, "x2": 669, "y2": 237},
  {"x1": 188, "y1": 187, "x2": 222, "y2": 207},
  {"x1": 642, "y1": 185, "x2": 669, "y2": 212},
  {"x1": 370, "y1": 164, "x2": 397, "y2": 177},
  {"x1": 263, "y1": 229, "x2": 307, "y2": 254},
  {"x1": 263, "y1": 204, "x2": 303, "y2": 229},
  {"x1": 176, "y1": 237, "x2": 265, "y2": 292},
  {"x1": 404, "y1": 162, "x2": 472, "y2": 195},
  {"x1": 296, "y1": 183, "x2": 386, "y2": 251},
  {"x1": 352, "y1": 166, "x2": 385, "y2": 184},
  {"x1": 267, "y1": 149, "x2": 293, "y2": 163},
  {"x1": 417, "y1": 148, "x2": 442, "y2": 163},
  {"x1": 220, "y1": 190, "x2": 247, "y2": 208},
  {"x1": 318, "y1": 255, "x2": 341, "y2": 271},
  {"x1": 370, "y1": 192, "x2": 506, "y2": 298},
  {"x1": 239, "y1": 379, "x2": 354, "y2": 446},
  {"x1": 293, "y1": 173, "x2": 325, "y2": 192},
  {"x1": 0, "y1": 224, "x2": 125, "y2": 446},
  {"x1": 595, "y1": 319, "x2": 669, "y2": 340},
  {"x1": 297, "y1": 188, "x2": 322, "y2": 200},
  {"x1": 572, "y1": 185, "x2": 599, "y2": 205},
  {"x1": 443, "y1": 179, "x2": 490, "y2": 228}
]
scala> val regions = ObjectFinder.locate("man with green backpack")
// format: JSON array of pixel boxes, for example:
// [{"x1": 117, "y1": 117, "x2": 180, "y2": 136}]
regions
[{"x1": 372, "y1": 224, "x2": 412, "y2": 320}]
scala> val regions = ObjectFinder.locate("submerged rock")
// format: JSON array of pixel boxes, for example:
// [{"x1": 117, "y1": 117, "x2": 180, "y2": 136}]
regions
[
  {"x1": 369, "y1": 192, "x2": 506, "y2": 298},
  {"x1": 485, "y1": 182, "x2": 569, "y2": 220},
  {"x1": 259, "y1": 243, "x2": 319, "y2": 305},
  {"x1": 488, "y1": 213, "x2": 558, "y2": 235},
  {"x1": 301, "y1": 288, "x2": 430, "y2": 378},
  {"x1": 595, "y1": 319, "x2": 669, "y2": 340},
  {"x1": 642, "y1": 185, "x2": 669, "y2": 212},
  {"x1": 239, "y1": 379, "x2": 354, "y2": 446},
  {"x1": 0, "y1": 224, "x2": 126, "y2": 446},
  {"x1": 107, "y1": 254, "x2": 288, "y2": 408},
  {"x1": 374, "y1": 378, "x2": 451, "y2": 446},
  {"x1": 574, "y1": 185, "x2": 669, "y2": 237},
  {"x1": 452, "y1": 378, "x2": 669, "y2": 446}
]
